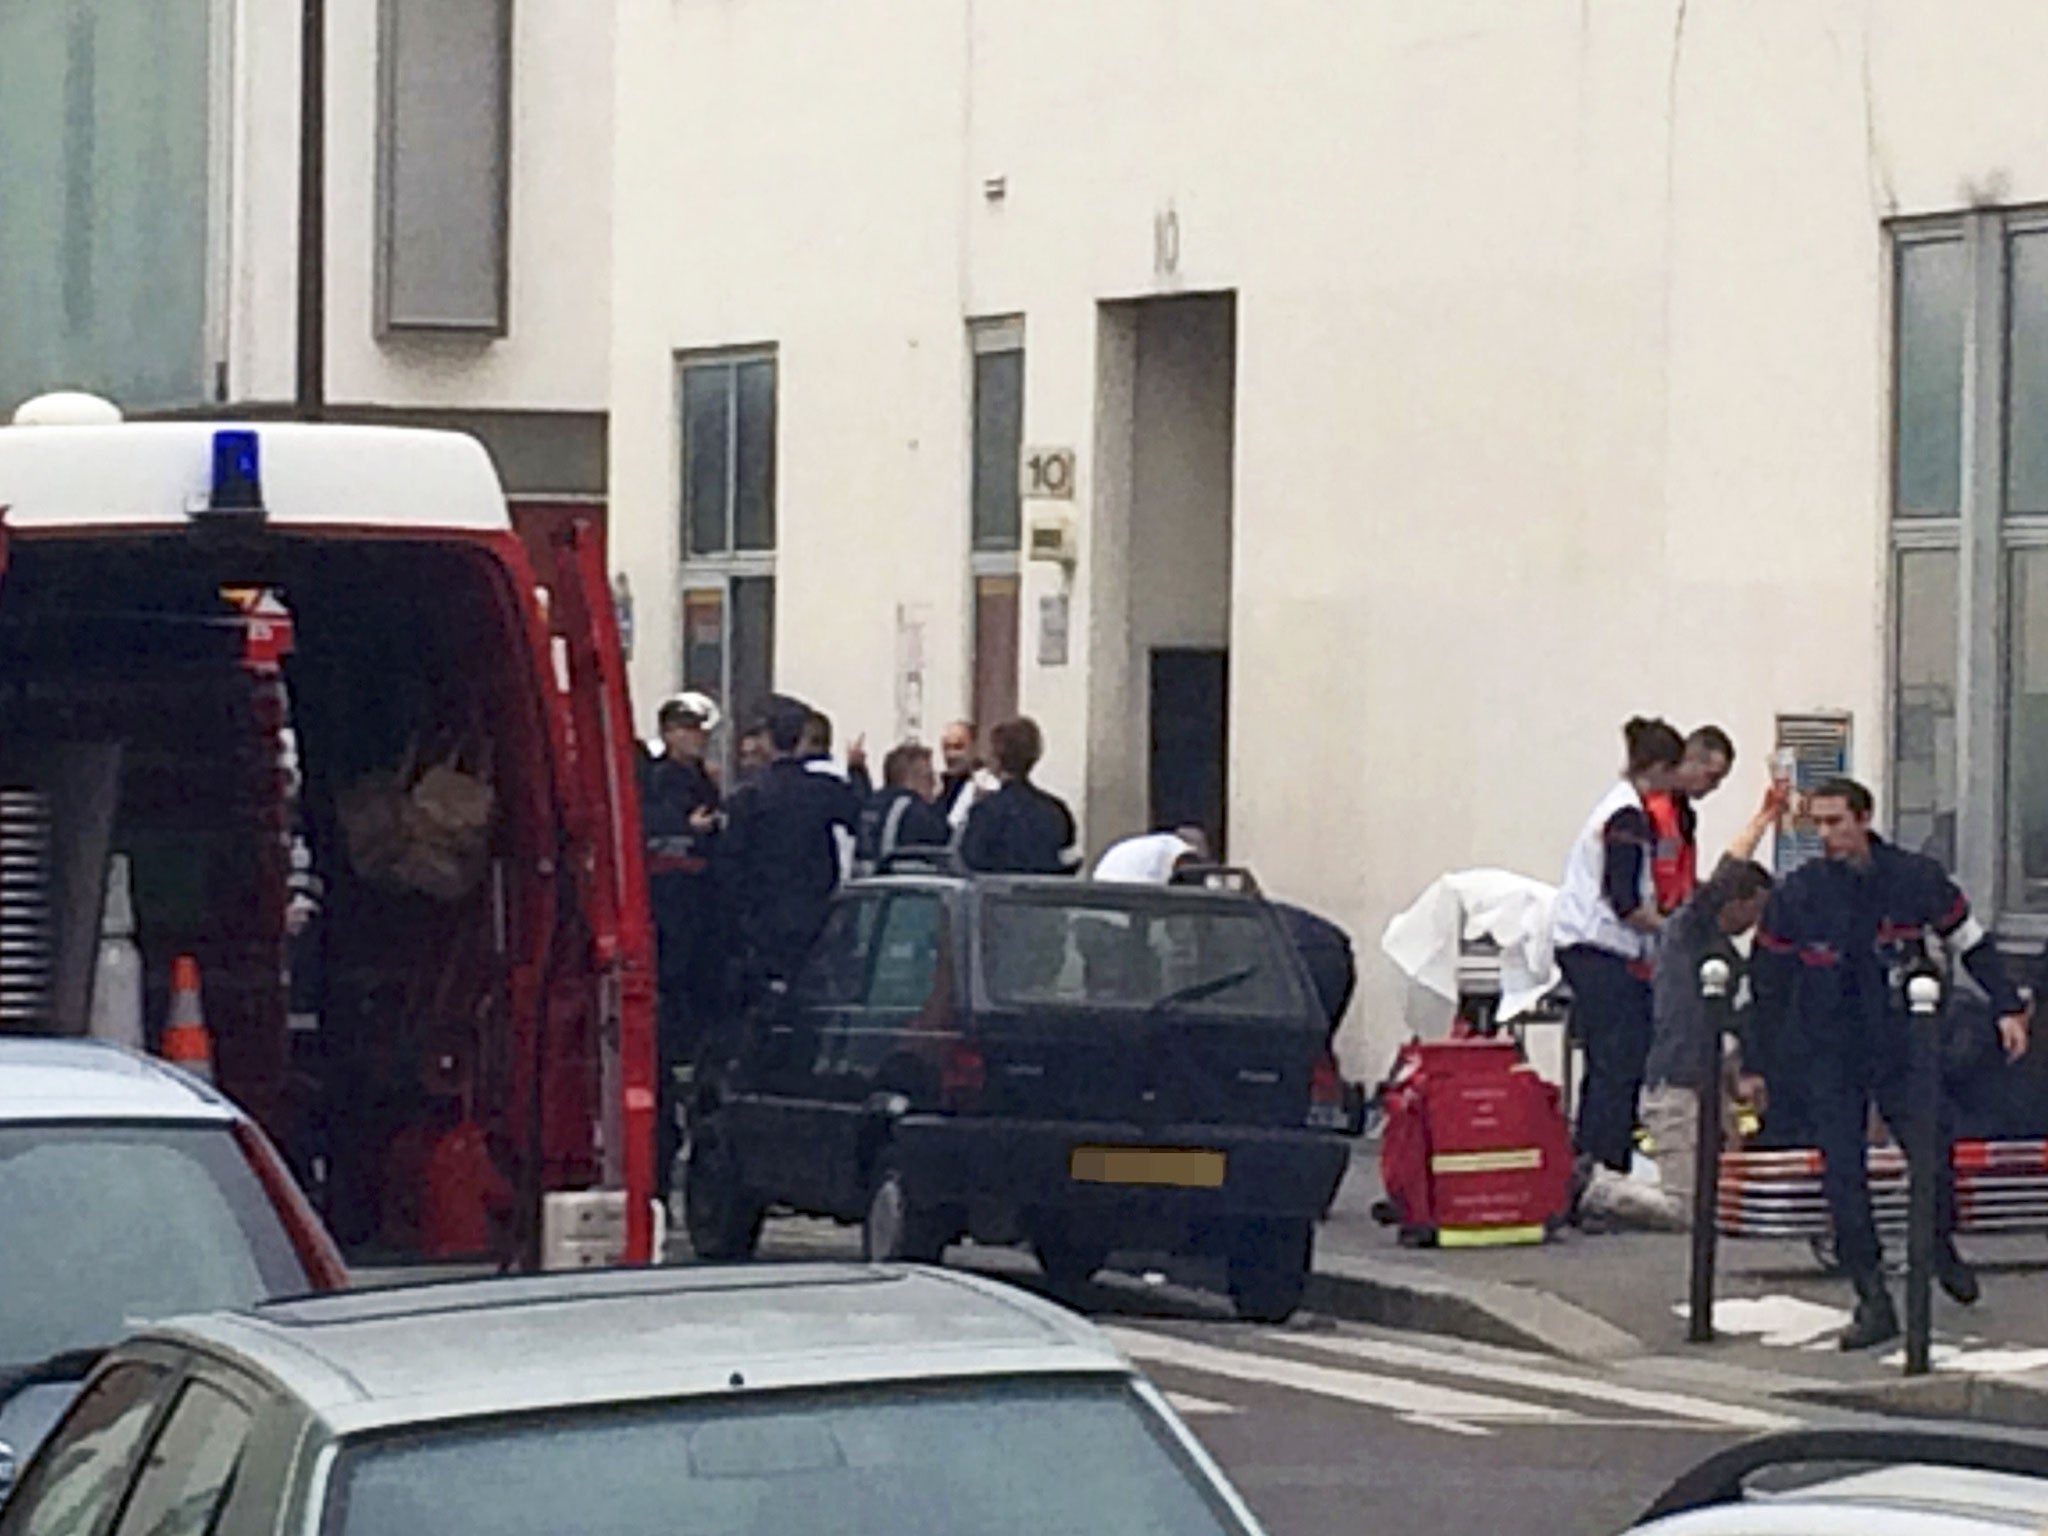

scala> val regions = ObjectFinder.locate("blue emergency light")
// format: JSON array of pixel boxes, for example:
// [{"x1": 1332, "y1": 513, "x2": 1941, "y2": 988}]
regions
[{"x1": 209, "y1": 429, "x2": 264, "y2": 514}]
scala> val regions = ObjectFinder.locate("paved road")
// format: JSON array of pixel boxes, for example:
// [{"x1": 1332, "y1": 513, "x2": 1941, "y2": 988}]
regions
[{"x1": 676, "y1": 1217, "x2": 1795, "y2": 1536}]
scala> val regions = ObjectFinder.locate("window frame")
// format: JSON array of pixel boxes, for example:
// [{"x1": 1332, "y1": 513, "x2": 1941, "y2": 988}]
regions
[
  {"x1": 968, "y1": 319, "x2": 1025, "y2": 746},
  {"x1": 106, "y1": 1376, "x2": 256, "y2": 1536},
  {"x1": 373, "y1": 0, "x2": 513, "y2": 337},
  {"x1": 1889, "y1": 207, "x2": 2048, "y2": 936},
  {"x1": 677, "y1": 349, "x2": 779, "y2": 771},
  {"x1": 0, "y1": 1360, "x2": 174, "y2": 1536}
]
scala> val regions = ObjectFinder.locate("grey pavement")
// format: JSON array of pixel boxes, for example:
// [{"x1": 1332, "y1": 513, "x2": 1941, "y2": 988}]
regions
[{"x1": 1312, "y1": 1143, "x2": 2048, "y2": 1397}]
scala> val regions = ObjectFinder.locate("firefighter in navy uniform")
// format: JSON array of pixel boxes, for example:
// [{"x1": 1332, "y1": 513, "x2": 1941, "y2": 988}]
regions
[
  {"x1": 1751, "y1": 777, "x2": 2031, "y2": 1350},
  {"x1": 641, "y1": 693, "x2": 725, "y2": 1197}
]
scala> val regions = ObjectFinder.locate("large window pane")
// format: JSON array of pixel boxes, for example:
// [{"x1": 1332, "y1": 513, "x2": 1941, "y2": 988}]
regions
[
  {"x1": 683, "y1": 367, "x2": 732, "y2": 557},
  {"x1": 377, "y1": 0, "x2": 511, "y2": 333},
  {"x1": 972, "y1": 349, "x2": 1024, "y2": 550},
  {"x1": 1895, "y1": 239, "x2": 1967, "y2": 517},
  {"x1": 2007, "y1": 550, "x2": 2048, "y2": 909},
  {"x1": 1893, "y1": 548, "x2": 1959, "y2": 867},
  {"x1": 734, "y1": 360, "x2": 777, "y2": 552},
  {"x1": 2009, "y1": 233, "x2": 2048, "y2": 514},
  {"x1": 0, "y1": 0, "x2": 213, "y2": 413},
  {"x1": 732, "y1": 575, "x2": 776, "y2": 729}
]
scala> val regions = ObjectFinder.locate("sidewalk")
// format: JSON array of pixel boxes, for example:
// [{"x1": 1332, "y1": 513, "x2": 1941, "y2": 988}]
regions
[{"x1": 1312, "y1": 1143, "x2": 2048, "y2": 1405}]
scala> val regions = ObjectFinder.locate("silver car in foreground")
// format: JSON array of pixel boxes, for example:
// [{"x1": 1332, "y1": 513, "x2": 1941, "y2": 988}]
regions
[
  {"x1": 0, "y1": 1263, "x2": 1264, "y2": 1536},
  {"x1": 1631, "y1": 1424, "x2": 2048, "y2": 1536}
]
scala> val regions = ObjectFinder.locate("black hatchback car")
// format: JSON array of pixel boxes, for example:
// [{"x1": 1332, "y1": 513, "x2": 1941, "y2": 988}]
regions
[{"x1": 683, "y1": 866, "x2": 1362, "y2": 1321}]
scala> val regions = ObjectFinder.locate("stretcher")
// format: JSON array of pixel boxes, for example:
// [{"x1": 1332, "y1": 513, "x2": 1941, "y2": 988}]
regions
[{"x1": 1716, "y1": 1140, "x2": 2048, "y2": 1259}]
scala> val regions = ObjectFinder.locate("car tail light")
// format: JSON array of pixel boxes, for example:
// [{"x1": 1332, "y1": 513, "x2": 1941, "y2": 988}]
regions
[
  {"x1": 940, "y1": 1038, "x2": 986, "y2": 1113},
  {"x1": 234, "y1": 1119, "x2": 350, "y2": 1290},
  {"x1": 1308, "y1": 1052, "x2": 1349, "y2": 1131}
]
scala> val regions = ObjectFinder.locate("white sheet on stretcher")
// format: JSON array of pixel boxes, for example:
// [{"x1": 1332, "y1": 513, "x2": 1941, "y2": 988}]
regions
[{"x1": 1380, "y1": 869, "x2": 1561, "y2": 1022}]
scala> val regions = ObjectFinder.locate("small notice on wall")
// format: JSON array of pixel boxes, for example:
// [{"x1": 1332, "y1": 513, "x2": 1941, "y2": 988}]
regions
[
  {"x1": 1037, "y1": 592, "x2": 1070, "y2": 668},
  {"x1": 895, "y1": 603, "x2": 929, "y2": 740}
]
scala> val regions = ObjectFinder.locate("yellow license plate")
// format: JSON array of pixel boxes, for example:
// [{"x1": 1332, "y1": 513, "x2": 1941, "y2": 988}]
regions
[{"x1": 1069, "y1": 1146, "x2": 1227, "y2": 1189}]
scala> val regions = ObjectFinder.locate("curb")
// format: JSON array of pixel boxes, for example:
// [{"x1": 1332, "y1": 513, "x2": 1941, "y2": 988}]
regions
[
  {"x1": 1792, "y1": 1371, "x2": 2048, "y2": 1429},
  {"x1": 1306, "y1": 1251, "x2": 1644, "y2": 1361}
]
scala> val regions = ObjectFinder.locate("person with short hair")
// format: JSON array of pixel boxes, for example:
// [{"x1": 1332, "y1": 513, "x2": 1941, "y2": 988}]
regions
[
  {"x1": 856, "y1": 742, "x2": 952, "y2": 872},
  {"x1": 1584, "y1": 781, "x2": 1785, "y2": 1229},
  {"x1": 1752, "y1": 775, "x2": 2030, "y2": 1349},
  {"x1": 938, "y1": 719, "x2": 998, "y2": 835},
  {"x1": 1553, "y1": 717, "x2": 1688, "y2": 1181},
  {"x1": 640, "y1": 692, "x2": 725, "y2": 1195},
  {"x1": 1093, "y1": 825, "x2": 1211, "y2": 883},
  {"x1": 718, "y1": 694, "x2": 862, "y2": 981},
  {"x1": 959, "y1": 717, "x2": 1078, "y2": 875},
  {"x1": 1644, "y1": 724, "x2": 1737, "y2": 915}
]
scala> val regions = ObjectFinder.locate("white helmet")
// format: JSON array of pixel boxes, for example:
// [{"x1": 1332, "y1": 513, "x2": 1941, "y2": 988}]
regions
[{"x1": 658, "y1": 690, "x2": 722, "y2": 735}]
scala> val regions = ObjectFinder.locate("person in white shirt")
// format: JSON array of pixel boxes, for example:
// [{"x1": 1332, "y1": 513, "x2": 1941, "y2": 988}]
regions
[
  {"x1": 1092, "y1": 827, "x2": 1211, "y2": 883},
  {"x1": 1553, "y1": 717, "x2": 1687, "y2": 1184},
  {"x1": 937, "y1": 720, "x2": 1000, "y2": 837}
]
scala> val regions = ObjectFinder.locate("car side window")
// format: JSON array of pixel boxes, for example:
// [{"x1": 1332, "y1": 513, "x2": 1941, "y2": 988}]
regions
[
  {"x1": 0, "y1": 1363, "x2": 169, "y2": 1536},
  {"x1": 107, "y1": 1380, "x2": 253, "y2": 1536},
  {"x1": 866, "y1": 894, "x2": 945, "y2": 1011},
  {"x1": 793, "y1": 897, "x2": 882, "y2": 1008}
]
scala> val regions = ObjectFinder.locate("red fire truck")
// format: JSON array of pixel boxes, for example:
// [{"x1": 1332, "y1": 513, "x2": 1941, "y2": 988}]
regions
[{"x1": 0, "y1": 403, "x2": 657, "y2": 1268}]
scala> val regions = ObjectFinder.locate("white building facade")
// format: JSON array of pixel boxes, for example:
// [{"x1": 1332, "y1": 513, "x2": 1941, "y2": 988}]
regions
[
  {"x1": 0, "y1": 0, "x2": 611, "y2": 515},
  {"x1": 610, "y1": 0, "x2": 2046, "y2": 1076}
]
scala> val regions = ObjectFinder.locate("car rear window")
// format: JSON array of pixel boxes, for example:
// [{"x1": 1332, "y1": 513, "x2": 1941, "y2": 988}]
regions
[
  {"x1": 326, "y1": 1377, "x2": 1250, "y2": 1536},
  {"x1": 980, "y1": 895, "x2": 1300, "y2": 1016},
  {"x1": 0, "y1": 1122, "x2": 309, "y2": 1370}
]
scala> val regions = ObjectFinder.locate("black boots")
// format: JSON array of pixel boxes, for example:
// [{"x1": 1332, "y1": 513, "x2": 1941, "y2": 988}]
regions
[
  {"x1": 1839, "y1": 1245, "x2": 1982, "y2": 1349},
  {"x1": 1839, "y1": 1270, "x2": 1900, "y2": 1351},
  {"x1": 1936, "y1": 1243, "x2": 1982, "y2": 1306}
]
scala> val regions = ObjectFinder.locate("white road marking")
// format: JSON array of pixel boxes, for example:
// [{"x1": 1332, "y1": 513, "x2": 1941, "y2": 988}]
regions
[
  {"x1": 1270, "y1": 1332, "x2": 1797, "y2": 1431},
  {"x1": 1670, "y1": 1296, "x2": 1849, "y2": 1349},
  {"x1": 1165, "y1": 1391, "x2": 1238, "y2": 1417},
  {"x1": 1401, "y1": 1413, "x2": 1494, "y2": 1438},
  {"x1": 1106, "y1": 1327, "x2": 1571, "y2": 1437}
]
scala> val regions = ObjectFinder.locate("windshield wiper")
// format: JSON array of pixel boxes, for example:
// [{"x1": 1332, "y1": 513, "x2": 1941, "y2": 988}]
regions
[
  {"x1": 1146, "y1": 965, "x2": 1261, "y2": 1015},
  {"x1": 0, "y1": 1348, "x2": 105, "y2": 1405}
]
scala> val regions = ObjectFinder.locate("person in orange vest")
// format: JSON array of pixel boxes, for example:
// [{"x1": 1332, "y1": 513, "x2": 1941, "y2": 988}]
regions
[{"x1": 1644, "y1": 725, "x2": 1736, "y2": 915}]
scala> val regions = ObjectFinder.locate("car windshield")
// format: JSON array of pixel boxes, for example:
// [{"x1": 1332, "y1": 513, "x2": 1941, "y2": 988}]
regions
[
  {"x1": 326, "y1": 1377, "x2": 1250, "y2": 1536},
  {"x1": 0, "y1": 1122, "x2": 309, "y2": 1370},
  {"x1": 980, "y1": 895, "x2": 1299, "y2": 1016}
]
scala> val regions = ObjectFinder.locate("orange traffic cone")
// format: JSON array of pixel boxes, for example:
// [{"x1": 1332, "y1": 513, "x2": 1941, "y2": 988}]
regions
[{"x1": 159, "y1": 955, "x2": 215, "y2": 1083}]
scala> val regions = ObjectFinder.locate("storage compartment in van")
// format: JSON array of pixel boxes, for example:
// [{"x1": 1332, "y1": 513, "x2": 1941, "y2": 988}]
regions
[{"x1": 0, "y1": 532, "x2": 591, "y2": 1264}]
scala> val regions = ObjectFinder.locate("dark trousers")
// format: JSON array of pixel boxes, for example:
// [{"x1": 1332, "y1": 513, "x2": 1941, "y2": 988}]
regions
[
  {"x1": 1560, "y1": 945, "x2": 1654, "y2": 1172},
  {"x1": 652, "y1": 875, "x2": 720, "y2": 1199},
  {"x1": 1807, "y1": 1026, "x2": 1955, "y2": 1279}
]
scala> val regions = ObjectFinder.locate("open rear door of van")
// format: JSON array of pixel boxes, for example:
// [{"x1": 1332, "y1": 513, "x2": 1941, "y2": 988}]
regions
[{"x1": 547, "y1": 517, "x2": 658, "y2": 1263}]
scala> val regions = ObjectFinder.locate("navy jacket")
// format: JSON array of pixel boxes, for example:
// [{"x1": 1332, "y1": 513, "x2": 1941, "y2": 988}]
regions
[
  {"x1": 960, "y1": 780, "x2": 1076, "y2": 876},
  {"x1": 718, "y1": 758, "x2": 860, "y2": 972},
  {"x1": 1752, "y1": 837, "x2": 2020, "y2": 1059}
]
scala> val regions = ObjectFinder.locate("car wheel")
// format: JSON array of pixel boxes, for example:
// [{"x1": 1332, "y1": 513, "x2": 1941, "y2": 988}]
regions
[
  {"x1": 683, "y1": 1115, "x2": 764, "y2": 1261},
  {"x1": 1228, "y1": 1219, "x2": 1312, "y2": 1323},
  {"x1": 862, "y1": 1152, "x2": 947, "y2": 1264},
  {"x1": 1034, "y1": 1231, "x2": 1112, "y2": 1294}
]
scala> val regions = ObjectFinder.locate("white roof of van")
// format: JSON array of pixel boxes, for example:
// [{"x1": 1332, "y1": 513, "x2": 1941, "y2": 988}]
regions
[{"x1": 0, "y1": 423, "x2": 511, "y2": 533}]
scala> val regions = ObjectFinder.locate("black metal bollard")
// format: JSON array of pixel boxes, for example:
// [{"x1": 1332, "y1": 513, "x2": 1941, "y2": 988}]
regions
[
  {"x1": 1904, "y1": 970, "x2": 1943, "y2": 1376},
  {"x1": 1688, "y1": 956, "x2": 1732, "y2": 1344}
]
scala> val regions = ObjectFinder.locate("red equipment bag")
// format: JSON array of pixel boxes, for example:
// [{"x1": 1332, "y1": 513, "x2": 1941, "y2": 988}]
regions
[{"x1": 1379, "y1": 1038, "x2": 1573, "y2": 1243}]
